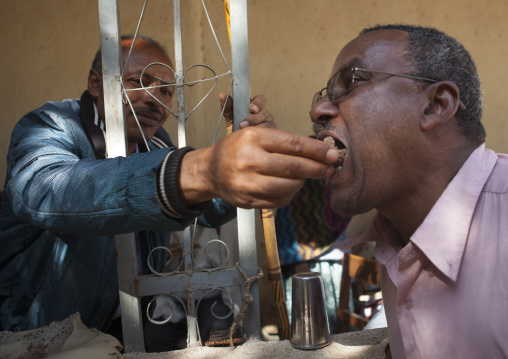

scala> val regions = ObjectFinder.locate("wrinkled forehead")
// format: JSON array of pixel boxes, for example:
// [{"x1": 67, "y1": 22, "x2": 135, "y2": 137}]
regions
[
  {"x1": 121, "y1": 39, "x2": 175, "y2": 81},
  {"x1": 330, "y1": 29, "x2": 410, "y2": 79}
]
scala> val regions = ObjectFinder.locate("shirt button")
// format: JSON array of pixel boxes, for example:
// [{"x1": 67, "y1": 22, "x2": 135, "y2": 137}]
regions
[{"x1": 405, "y1": 298, "x2": 413, "y2": 310}]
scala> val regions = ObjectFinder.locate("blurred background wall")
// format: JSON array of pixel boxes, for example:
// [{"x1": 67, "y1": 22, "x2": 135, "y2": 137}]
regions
[
  {"x1": 2, "y1": 0, "x2": 507, "y2": 179},
  {"x1": 1, "y1": 0, "x2": 507, "y2": 332}
]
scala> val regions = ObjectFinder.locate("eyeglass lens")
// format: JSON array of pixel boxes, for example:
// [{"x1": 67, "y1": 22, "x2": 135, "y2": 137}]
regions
[
  {"x1": 327, "y1": 68, "x2": 356, "y2": 102},
  {"x1": 312, "y1": 68, "x2": 355, "y2": 109}
]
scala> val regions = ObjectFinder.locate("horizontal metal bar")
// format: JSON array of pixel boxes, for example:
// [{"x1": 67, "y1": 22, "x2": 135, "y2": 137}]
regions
[{"x1": 135, "y1": 267, "x2": 242, "y2": 297}]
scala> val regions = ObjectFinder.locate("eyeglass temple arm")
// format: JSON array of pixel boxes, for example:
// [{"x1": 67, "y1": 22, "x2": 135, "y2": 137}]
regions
[
  {"x1": 353, "y1": 68, "x2": 466, "y2": 109},
  {"x1": 353, "y1": 68, "x2": 438, "y2": 83}
]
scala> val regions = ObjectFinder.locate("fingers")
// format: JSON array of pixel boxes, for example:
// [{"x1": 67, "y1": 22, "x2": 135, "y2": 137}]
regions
[
  {"x1": 248, "y1": 151, "x2": 337, "y2": 179},
  {"x1": 220, "y1": 93, "x2": 266, "y2": 114},
  {"x1": 241, "y1": 94, "x2": 277, "y2": 129},
  {"x1": 220, "y1": 93, "x2": 277, "y2": 130},
  {"x1": 212, "y1": 175, "x2": 306, "y2": 209},
  {"x1": 238, "y1": 127, "x2": 340, "y2": 166},
  {"x1": 249, "y1": 94, "x2": 266, "y2": 114},
  {"x1": 208, "y1": 129, "x2": 338, "y2": 207},
  {"x1": 240, "y1": 110, "x2": 276, "y2": 129},
  {"x1": 211, "y1": 128, "x2": 338, "y2": 197},
  {"x1": 178, "y1": 127, "x2": 339, "y2": 209},
  {"x1": 220, "y1": 92, "x2": 234, "y2": 131},
  {"x1": 220, "y1": 92, "x2": 233, "y2": 115}
]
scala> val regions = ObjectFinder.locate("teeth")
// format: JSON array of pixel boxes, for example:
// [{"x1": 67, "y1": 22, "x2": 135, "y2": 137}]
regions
[
  {"x1": 337, "y1": 148, "x2": 346, "y2": 163},
  {"x1": 323, "y1": 136, "x2": 335, "y2": 148},
  {"x1": 323, "y1": 136, "x2": 346, "y2": 168}
]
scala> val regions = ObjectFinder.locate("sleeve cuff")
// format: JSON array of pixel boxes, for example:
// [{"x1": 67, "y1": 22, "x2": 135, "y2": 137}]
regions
[{"x1": 156, "y1": 146, "x2": 212, "y2": 219}]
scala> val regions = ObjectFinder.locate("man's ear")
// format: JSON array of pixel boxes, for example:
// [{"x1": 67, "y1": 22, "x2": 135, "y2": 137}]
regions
[
  {"x1": 421, "y1": 81, "x2": 462, "y2": 131},
  {"x1": 88, "y1": 69, "x2": 103, "y2": 98}
]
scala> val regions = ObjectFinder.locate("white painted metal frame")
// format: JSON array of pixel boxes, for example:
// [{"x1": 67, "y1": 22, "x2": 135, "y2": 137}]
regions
[
  {"x1": 229, "y1": 0, "x2": 260, "y2": 339},
  {"x1": 98, "y1": 0, "x2": 260, "y2": 353}
]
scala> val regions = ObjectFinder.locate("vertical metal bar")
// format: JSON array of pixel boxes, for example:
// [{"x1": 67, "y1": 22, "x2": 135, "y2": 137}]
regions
[
  {"x1": 183, "y1": 226, "x2": 199, "y2": 346},
  {"x1": 173, "y1": 0, "x2": 186, "y2": 148},
  {"x1": 174, "y1": 0, "x2": 200, "y2": 346},
  {"x1": 98, "y1": 0, "x2": 260, "y2": 352},
  {"x1": 98, "y1": 0, "x2": 144, "y2": 352},
  {"x1": 115, "y1": 234, "x2": 144, "y2": 353},
  {"x1": 186, "y1": 291, "x2": 198, "y2": 346},
  {"x1": 229, "y1": 0, "x2": 261, "y2": 339},
  {"x1": 98, "y1": 0, "x2": 128, "y2": 157}
]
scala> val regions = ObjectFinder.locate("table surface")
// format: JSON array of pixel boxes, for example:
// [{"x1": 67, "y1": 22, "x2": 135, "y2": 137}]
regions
[
  {"x1": 0, "y1": 313, "x2": 388, "y2": 359},
  {"x1": 124, "y1": 327, "x2": 389, "y2": 359}
]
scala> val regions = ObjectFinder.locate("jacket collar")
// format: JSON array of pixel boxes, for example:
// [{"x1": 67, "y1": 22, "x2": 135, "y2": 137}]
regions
[
  {"x1": 79, "y1": 90, "x2": 172, "y2": 159},
  {"x1": 79, "y1": 90, "x2": 107, "y2": 159}
]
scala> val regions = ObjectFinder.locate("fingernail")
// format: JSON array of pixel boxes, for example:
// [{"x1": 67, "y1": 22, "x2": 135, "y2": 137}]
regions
[
  {"x1": 326, "y1": 148, "x2": 339, "y2": 163},
  {"x1": 239, "y1": 120, "x2": 249, "y2": 128},
  {"x1": 250, "y1": 104, "x2": 259, "y2": 113}
]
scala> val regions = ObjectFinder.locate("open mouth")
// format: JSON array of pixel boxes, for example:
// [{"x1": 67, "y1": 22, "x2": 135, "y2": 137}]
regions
[{"x1": 323, "y1": 136, "x2": 346, "y2": 171}]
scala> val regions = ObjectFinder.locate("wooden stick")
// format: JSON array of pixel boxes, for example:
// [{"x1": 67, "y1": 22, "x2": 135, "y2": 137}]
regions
[{"x1": 260, "y1": 208, "x2": 291, "y2": 340}]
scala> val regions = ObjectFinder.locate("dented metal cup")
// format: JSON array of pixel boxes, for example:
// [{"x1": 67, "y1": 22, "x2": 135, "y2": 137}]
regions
[{"x1": 290, "y1": 272, "x2": 331, "y2": 350}]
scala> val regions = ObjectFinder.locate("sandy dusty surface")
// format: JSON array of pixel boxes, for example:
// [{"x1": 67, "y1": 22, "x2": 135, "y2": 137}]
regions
[
  {"x1": 1, "y1": 313, "x2": 387, "y2": 359},
  {"x1": 124, "y1": 328, "x2": 388, "y2": 359}
]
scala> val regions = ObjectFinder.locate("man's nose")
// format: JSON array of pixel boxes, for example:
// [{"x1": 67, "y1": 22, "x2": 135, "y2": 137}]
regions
[
  {"x1": 139, "y1": 82, "x2": 166, "y2": 108},
  {"x1": 144, "y1": 82, "x2": 160, "y2": 100},
  {"x1": 310, "y1": 97, "x2": 339, "y2": 125}
]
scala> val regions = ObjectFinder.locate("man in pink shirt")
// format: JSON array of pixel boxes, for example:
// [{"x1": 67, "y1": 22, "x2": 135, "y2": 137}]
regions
[{"x1": 310, "y1": 24, "x2": 508, "y2": 358}]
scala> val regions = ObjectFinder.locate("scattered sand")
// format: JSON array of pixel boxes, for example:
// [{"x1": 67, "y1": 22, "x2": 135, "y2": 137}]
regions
[
  {"x1": 1, "y1": 314, "x2": 388, "y2": 359},
  {"x1": 124, "y1": 328, "x2": 388, "y2": 359}
]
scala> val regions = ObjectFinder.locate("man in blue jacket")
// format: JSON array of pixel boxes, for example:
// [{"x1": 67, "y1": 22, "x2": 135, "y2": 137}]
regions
[{"x1": 0, "y1": 34, "x2": 339, "y2": 339}]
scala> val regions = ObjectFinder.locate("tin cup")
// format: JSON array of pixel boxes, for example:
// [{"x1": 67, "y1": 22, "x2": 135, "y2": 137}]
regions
[{"x1": 290, "y1": 271, "x2": 331, "y2": 350}]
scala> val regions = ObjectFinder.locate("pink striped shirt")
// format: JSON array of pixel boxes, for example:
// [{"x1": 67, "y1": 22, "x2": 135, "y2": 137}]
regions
[{"x1": 340, "y1": 144, "x2": 508, "y2": 358}]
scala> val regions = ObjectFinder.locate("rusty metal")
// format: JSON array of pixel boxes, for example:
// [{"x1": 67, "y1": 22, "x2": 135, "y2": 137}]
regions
[{"x1": 99, "y1": 0, "x2": 260, "y2": 352}]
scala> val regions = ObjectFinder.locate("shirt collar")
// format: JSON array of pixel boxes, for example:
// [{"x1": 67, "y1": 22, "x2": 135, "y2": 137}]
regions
[
  {"x1": 410, "y1": 144, "x2": 497, "y2": 281},
  {"x1": 337, "y1": 211, "x2": 403, "y2": 265},
  {"x1": 343, "y1": 144, "x2": 498, "y2": 281}
]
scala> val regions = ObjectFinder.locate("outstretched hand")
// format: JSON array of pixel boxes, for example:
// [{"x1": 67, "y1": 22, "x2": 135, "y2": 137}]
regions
[{"x1": 179, "y1": 126, "x2": 339, "y2": 209}]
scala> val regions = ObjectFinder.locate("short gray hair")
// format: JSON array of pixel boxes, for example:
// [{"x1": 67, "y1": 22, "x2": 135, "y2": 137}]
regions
[{"x1": 361, "y1": 24, "x2": 485, "y2": 145}]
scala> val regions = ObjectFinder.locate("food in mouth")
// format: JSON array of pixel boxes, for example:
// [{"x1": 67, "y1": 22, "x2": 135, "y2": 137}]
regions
[{"x1": 323, "y1": 136, "x2": 346, "y2": 170}]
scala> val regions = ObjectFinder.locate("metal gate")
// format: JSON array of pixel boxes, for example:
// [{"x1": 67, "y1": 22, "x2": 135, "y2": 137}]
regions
[{"x1": 97, "y1": 0, "x2": 260, "y2": 352}]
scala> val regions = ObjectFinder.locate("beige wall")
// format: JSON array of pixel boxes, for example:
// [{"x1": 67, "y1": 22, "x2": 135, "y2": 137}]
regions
[
  {"x1": 2, "y1": 0, "x2": 507, "y2": 331},
  {"x1": 1, "y1": 0, "x2": 508, "y2": 180},
  {"x1": 3, "y1": 0, "x2": 507, "y2": 241}
]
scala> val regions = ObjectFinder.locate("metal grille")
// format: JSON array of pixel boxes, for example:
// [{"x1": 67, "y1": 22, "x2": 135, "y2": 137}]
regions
[{"x1": 97, "y1": 0, "x2": 260, "y2": 352}]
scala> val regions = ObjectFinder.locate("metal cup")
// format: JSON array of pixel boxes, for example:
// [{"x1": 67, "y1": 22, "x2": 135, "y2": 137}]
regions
[{"x1": 290, "y1": 271, "x2": 331, "y2": 350}]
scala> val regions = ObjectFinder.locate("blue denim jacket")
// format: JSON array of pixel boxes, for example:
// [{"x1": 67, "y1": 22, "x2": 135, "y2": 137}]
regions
[{"x1": 0, "y1": 98, "x2": 235, "y2": 331}]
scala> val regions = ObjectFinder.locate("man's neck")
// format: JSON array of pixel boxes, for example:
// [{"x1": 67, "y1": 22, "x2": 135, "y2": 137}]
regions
[
  {"x1": 127, "y1": 143, "x2": 137, "y2": 156},
  {"x1": 380, "y1": 145, "x2": 476, "y2": 245}
]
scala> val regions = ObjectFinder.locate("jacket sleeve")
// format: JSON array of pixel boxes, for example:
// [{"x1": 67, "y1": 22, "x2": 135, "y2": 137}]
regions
[{"x1": 5, "y1": 101, "x2": 196, "y2": 235}]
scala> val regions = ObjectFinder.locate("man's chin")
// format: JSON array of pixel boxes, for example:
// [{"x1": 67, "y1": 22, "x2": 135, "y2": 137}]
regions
[{"x1": 127, "y1": 133, "x2": 155, "y2": 147}]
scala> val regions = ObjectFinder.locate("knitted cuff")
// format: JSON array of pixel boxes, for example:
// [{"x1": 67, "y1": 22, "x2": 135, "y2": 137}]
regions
[{"x1": 157, "y1": 146, "x2": 212, "y2": 219}]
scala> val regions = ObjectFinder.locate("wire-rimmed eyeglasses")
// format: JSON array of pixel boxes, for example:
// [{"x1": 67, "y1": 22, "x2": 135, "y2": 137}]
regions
[{"x1": 311, "y1": 67, "x2": 441, "y2": 110}]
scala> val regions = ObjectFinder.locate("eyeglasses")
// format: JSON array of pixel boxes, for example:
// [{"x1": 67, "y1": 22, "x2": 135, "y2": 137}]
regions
[{"x1": 312, "y1": 67, "x2": 439, "y2": 110}]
